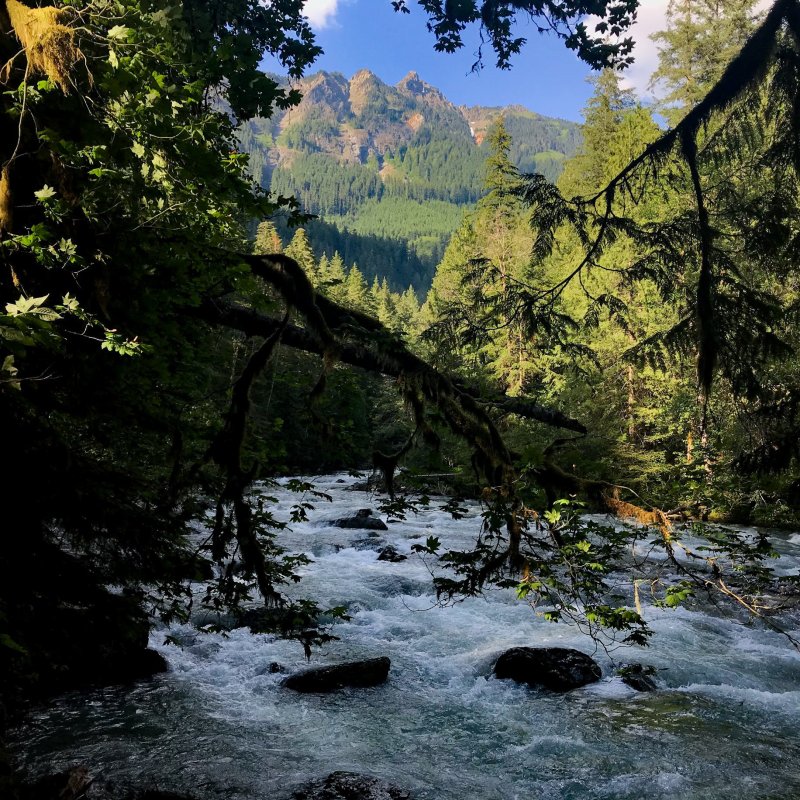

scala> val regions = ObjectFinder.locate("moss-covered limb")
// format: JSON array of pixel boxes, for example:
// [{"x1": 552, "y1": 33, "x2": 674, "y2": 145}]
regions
[
  {"x1": 479, "y1": 395, "x2": 587, "y2": 434},
  {"x1": 203, "y1": 256, "x2": 530, "y2": 566},
  {"x1": 681, "y1": 131, "x2": 716, "y2": 419},
  {"x1": 207, "y1": 313, "x2": 289, "y2": 598},
  {"x1": 207, "y1": 311, "x2": 289, "y2": 474},
  {"x1": 197, "y1": 295, "x2": 586, "y2": 433}
]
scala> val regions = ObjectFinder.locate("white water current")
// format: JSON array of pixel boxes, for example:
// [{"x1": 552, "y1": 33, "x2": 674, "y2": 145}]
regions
[{"x1": 11, "y1": 473, "x2": 800, "y2": 798}]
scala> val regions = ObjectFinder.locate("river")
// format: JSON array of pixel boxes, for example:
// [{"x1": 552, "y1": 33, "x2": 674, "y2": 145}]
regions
[{"x1": 9, "y1": 473, "x2": 800, "y2": 799}]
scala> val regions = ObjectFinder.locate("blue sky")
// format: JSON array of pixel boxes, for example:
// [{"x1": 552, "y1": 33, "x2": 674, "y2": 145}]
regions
[{"x1": 296, "y1": 0, "x2": 674, "y2": 121}]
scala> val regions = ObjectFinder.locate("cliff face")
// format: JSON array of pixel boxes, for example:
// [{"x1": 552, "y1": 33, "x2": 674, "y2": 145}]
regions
[
  {"x1": 268, "y1": 69, "x2": 475, "y2": 166},
  {"x1": 244, "y1": 68, "x2": 578, "y2": 175}
]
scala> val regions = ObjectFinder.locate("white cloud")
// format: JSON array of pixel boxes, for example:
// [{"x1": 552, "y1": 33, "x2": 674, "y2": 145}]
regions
[
  {"x1": 621, "y1": 0, "x2": 669, "y2": 97},
  {"x1": 303, "y1": 0, "x2": 341, "y2": 29}
]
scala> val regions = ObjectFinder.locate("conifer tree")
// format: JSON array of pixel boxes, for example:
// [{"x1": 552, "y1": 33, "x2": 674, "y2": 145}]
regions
[
  {"x1": 650, "y1": 0, "x2": 760, "y2": 123},
  {"x1": 373, "y1": 277, "x2": 397, "y2": 330},
  {"x1": 253, "y1": 220, "x2": 283, "y2": 255},
  {"x1": 324, "y1": 252, "x2": 348, "y2": 304},
  {"x1": 395, "y1": 286, "x2": 421, "y2": 340},
  {"x1": 285, "y1": 227, "x2": 317, "y2": 284},
  {"x1": 316, "y1": 254, "x2": 331, "y2": 290},
  {"x1": 344, "y1": 264, "x2": 371, "y2": 313},
  {"x1": 559, "y1": 69, "x2": 639, "y2": 195}
]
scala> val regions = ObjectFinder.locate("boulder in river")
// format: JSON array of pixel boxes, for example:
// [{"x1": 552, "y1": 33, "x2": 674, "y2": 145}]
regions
[
  {"x1": 618, "y1": 663, "x2": 657, "y2": 692},
  {"x1": 283, "y1": 657, "x2": 390, "y2": 692},
  {"x1": 290, "y1": 771, "x2": 411, "y2": 799},
  {"x1": 377, "y1": 546, "x2": 407, "y2": 563},
  {"x1": 493, "y1": 647, "x2": 601, "y2": 691},
  {"x1": 352, "y1": 536, "x2": 387, "y2": 552},
  {"x1": 327, "y1": 509, "x2": 388, "y2": 531}
]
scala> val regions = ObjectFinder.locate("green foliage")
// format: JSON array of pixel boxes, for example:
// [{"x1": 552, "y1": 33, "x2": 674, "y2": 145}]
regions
[{"x1": 0, "y1": 0, "x2": 323, "y2": 689}]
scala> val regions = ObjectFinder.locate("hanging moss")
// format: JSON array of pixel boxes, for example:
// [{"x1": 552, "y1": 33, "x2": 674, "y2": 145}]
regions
[
  {"x1": 0, "y1": 165, "x2": 11, "y2": 233},
  {"x1": 4, "y1": 0, "x2": 82, "y2": 92}
]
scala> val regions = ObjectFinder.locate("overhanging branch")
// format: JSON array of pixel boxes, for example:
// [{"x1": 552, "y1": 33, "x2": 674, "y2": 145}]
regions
[{"x1": 196, "y1": 295, "x2": 586, "y2": 434}]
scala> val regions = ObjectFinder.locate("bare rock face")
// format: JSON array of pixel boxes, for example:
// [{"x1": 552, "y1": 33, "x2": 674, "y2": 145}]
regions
[
  {"x1": 283, "y1": 657, "x2": 391, "y2": 692},
  {"x1": 290, "y1": 771, "x2": 412, "y2": 800},
  {"x1": 493, "y1": 647, "x2": 601, "y2": 692}
]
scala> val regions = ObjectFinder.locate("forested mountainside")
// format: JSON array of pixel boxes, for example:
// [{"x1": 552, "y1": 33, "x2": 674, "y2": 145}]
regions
[{"x1": 237, "y1": 70, "x2": 580, "y2": 290}]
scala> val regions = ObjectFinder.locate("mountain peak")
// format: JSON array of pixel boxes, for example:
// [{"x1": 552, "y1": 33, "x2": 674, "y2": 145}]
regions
[
  {"x1": 351, "y1": 68, "x2": 377, "y2": 82},
  {"x1": 397, "y1": 71, "x2": 428, "y2": 94},
  {"x1": 350, "y1": 68, "x2": 387, "y2": 90}
]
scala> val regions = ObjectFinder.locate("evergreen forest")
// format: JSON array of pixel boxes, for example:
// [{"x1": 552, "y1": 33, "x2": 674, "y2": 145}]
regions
[{"x1": 2, "y1": 0, "x2": 800, "y2": 798}]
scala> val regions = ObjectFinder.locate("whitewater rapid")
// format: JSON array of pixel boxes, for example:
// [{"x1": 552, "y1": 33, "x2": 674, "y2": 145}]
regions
[{"x1": 11, "y1": 473, "x2": 800, "y2": 799}]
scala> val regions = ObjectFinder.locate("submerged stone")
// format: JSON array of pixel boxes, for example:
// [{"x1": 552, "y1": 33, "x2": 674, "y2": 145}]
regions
[
  {"x1": 283, "y1": 657, "x2": 390, "y2": 692},
  {"x1": 351, "y1": 536, "x2": 387, "y2": 551},
  {"x1": 290, "y1": 771, "x2": 411, "y2": 799},
  {"x1": 493, "y1": 647, "x2": 601, "y2": 691}
]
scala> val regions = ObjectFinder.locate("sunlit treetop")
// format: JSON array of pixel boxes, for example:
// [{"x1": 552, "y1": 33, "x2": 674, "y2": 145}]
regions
[{"x1": 391, "y1": 0, "x2": 639, "y2": 70}]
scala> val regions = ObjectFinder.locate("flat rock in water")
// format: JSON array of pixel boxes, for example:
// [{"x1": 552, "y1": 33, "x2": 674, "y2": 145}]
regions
[
  {"x1": 493, "y1": 647, "x2": 601, "y2": 691},
  {"x1": 290, "y1": 771, "x2": 411, "y2": 799},
  {"x1": 283, "y1": 657, "x2": 390, "y2": 692},
  {"x1": 327, "y1": 509, "x2": 388, "y2": 531}
]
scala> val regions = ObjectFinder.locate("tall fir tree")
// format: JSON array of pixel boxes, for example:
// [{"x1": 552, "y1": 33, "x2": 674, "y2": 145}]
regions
[
  {"x1": 344, "y1": 264, "x2": 372, "y2": 313},
  {"x1": 559, "y1": 69, "x2": 638, "y2": 195},
  {"x1": 650, "y1": 0, "x2": 760, "y2": 123},
  {"x1": 285, "y1": 227, "x2": 317, "y2": 284},
  {"x1": 324, "y1": 252, "x2": 348, "y2": 304},
  {"x1": 253, "y1": 220, "x2": 283, "y2": 255},
  {"x1": 372, "y1": 277, "x2": 397, "y2": 330}
]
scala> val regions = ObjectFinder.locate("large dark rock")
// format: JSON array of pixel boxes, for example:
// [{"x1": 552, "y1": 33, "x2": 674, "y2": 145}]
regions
[
  {"x1": 377, "y1": 546, "x2": 407, "y2": 563},
  {"x1": 327, "y1": 509, "x2": 388, "y2": 531},
  {"x1": 618, "y1": 663, "x2": 657, "y2": 692},
  {"x1": 493, "y1": 647, "x2": 601, "y2": 692},
  {"x1": 283, "y1": 657, "x2": 390, "y2": 692},
  {"x1": 290, "y1": 771, "x2": 411, "y2": 799}
]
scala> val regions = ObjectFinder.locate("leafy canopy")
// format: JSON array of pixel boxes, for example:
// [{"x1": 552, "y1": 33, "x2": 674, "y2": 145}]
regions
[{"x1": 392, "y1": 0, "x2": 639, "y2": 69}]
